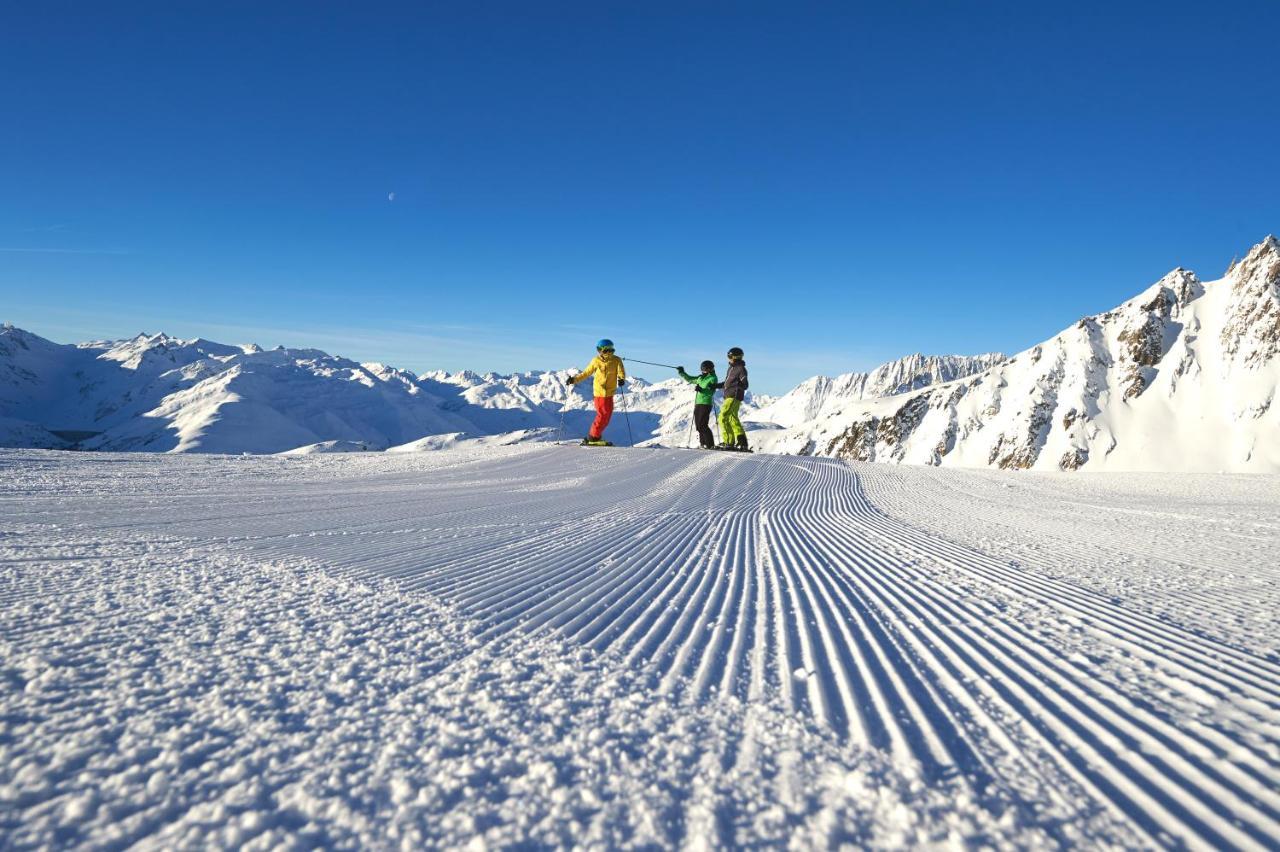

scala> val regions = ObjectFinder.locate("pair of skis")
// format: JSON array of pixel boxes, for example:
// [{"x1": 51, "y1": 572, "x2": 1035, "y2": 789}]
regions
[{"x1": 570, "y1": 441, "x2": 754, "y2": 454}]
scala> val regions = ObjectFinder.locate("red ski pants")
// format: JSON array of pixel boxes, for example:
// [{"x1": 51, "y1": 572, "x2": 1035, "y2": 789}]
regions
[{"x1": 590, "y1": 395, "x2": 614, "y2": 439}]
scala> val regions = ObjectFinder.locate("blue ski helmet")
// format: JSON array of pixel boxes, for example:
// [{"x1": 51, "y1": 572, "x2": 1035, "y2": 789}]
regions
[{"x1": 596, "y1": 338, "x2": 615, "y2": 351}]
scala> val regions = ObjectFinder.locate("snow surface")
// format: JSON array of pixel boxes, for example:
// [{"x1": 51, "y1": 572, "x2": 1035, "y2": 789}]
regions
[{"x1": 3, "y1": 446, "x2": 1278, "y2": 849}]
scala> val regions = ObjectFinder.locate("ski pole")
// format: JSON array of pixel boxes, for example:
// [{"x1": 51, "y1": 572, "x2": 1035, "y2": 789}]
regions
[
  {"x1": 686, "y1": 384, "x2": 699, "y2": 448},
  {"x1": 622, "y1": 356, "x2": 680, "y2": 370},
  {"x1": 619, "y1": 386, "x2": 635, "y2": 447},
  {"x1": 557, "y1": 371, "x2": 574, "y2": 444}
]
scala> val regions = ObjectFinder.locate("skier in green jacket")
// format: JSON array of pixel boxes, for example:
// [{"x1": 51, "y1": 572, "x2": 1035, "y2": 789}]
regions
[{"x1": 676, "y1": 360, "x2": 719, "y2": 449}]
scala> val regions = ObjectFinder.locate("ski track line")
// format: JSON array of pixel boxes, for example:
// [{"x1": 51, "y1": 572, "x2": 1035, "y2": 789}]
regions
[{"x1": 6, "y1": 447, "x2": 1280, "y2": 850}]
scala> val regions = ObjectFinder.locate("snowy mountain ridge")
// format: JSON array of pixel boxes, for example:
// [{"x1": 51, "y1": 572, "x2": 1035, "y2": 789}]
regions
[
  {"x1": 753, "y1": 235, "x2": 1280, "y2": 472},
  {"x1": 754, "y1": 352, "x2": 1006, "y2": 428}
]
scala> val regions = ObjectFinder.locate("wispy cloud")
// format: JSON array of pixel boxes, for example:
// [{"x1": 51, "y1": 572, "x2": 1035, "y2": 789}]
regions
[{"x1": 0, "y1": 246, "x2": 130, "y2": 255}]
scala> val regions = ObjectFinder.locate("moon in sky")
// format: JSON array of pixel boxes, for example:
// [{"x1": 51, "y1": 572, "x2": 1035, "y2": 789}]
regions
[{"x1": 387, "y1": 192, "x2": 396, "y2": 202}]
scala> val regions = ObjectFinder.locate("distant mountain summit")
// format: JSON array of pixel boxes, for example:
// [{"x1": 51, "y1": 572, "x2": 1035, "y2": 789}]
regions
[{"x1": 756, "y1": 235, "x2": 1280, "y2": 472}]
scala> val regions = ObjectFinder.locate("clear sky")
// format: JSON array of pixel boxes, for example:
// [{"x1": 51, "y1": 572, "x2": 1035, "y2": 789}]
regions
[{"x1": 3, "y1": 2, "x2": 1278, "y2": 393}]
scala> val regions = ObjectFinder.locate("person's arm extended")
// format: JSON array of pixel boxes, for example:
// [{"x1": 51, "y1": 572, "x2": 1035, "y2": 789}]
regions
[{"x1": 569, "y1": 356, "x2": 599, "y2": 385}]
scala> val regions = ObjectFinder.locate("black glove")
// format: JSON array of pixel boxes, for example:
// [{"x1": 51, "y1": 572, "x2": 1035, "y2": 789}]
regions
[
  {"x1": 676, "y1": 366, "x2": 685, "y2": 373},
  {"x1": 566, "y1": 377, "x2": 575, "y2": 385},
  {"x1": 617, "y1": 378, "x2": 626, "y2": 386}
]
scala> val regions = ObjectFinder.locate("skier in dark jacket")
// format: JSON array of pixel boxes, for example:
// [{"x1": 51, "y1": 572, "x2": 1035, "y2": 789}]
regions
[
  {"x1": 676, "y1": 361, "x2": 718, "y2": 449},
  {"x1": 716, "y1": 347, "x2": 750, "y2": 451}
]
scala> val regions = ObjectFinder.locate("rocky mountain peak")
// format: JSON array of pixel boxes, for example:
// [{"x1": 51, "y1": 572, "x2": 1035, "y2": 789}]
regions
[
  {"x1": 1155, "y1": 268, "x2": 1203, "y2": 307},
  {"x1": 1229, "y1": 235, "x2": 1280, "y2": 289},
  {"x1": 1221, "y1": 236, "x2": 1280, "y2": 366}
]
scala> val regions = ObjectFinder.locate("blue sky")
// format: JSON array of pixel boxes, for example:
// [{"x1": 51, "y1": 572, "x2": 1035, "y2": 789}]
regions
[{"x1": 3, "y1": 2, "x2": 1278, "y2": 393}]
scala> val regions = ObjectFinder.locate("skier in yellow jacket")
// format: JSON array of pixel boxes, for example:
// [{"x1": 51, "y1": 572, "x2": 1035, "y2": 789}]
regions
[{"x1": 567, "y1": 339, "x2": 627, "y2": 445}]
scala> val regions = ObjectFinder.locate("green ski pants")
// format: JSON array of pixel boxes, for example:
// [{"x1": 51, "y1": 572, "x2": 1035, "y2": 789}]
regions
[{"x1": 719, "y1": 398, "x2": 746, "y2": 444}]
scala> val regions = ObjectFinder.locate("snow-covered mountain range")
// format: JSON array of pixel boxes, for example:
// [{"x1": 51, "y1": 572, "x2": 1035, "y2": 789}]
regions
[
  {"x1": 0, "y1": 327, "x2": 771, "y2": 453},
  {"x1": 754, "y1": 235, "x2": 1280, "y2": 472},
  {"x1": 4, "y1": 235, "x2": 1277, "y2": 469}
]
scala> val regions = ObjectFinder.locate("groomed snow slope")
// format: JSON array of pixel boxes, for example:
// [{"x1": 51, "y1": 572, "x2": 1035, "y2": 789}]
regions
[{"x1": 3, "y1": 448, "x2": 1278, "y2": 849}]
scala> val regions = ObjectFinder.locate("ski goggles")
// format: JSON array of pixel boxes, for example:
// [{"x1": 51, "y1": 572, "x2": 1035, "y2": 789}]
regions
[{"x1": 598, "y1": 347, "x2": 615, "y2": 353}]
